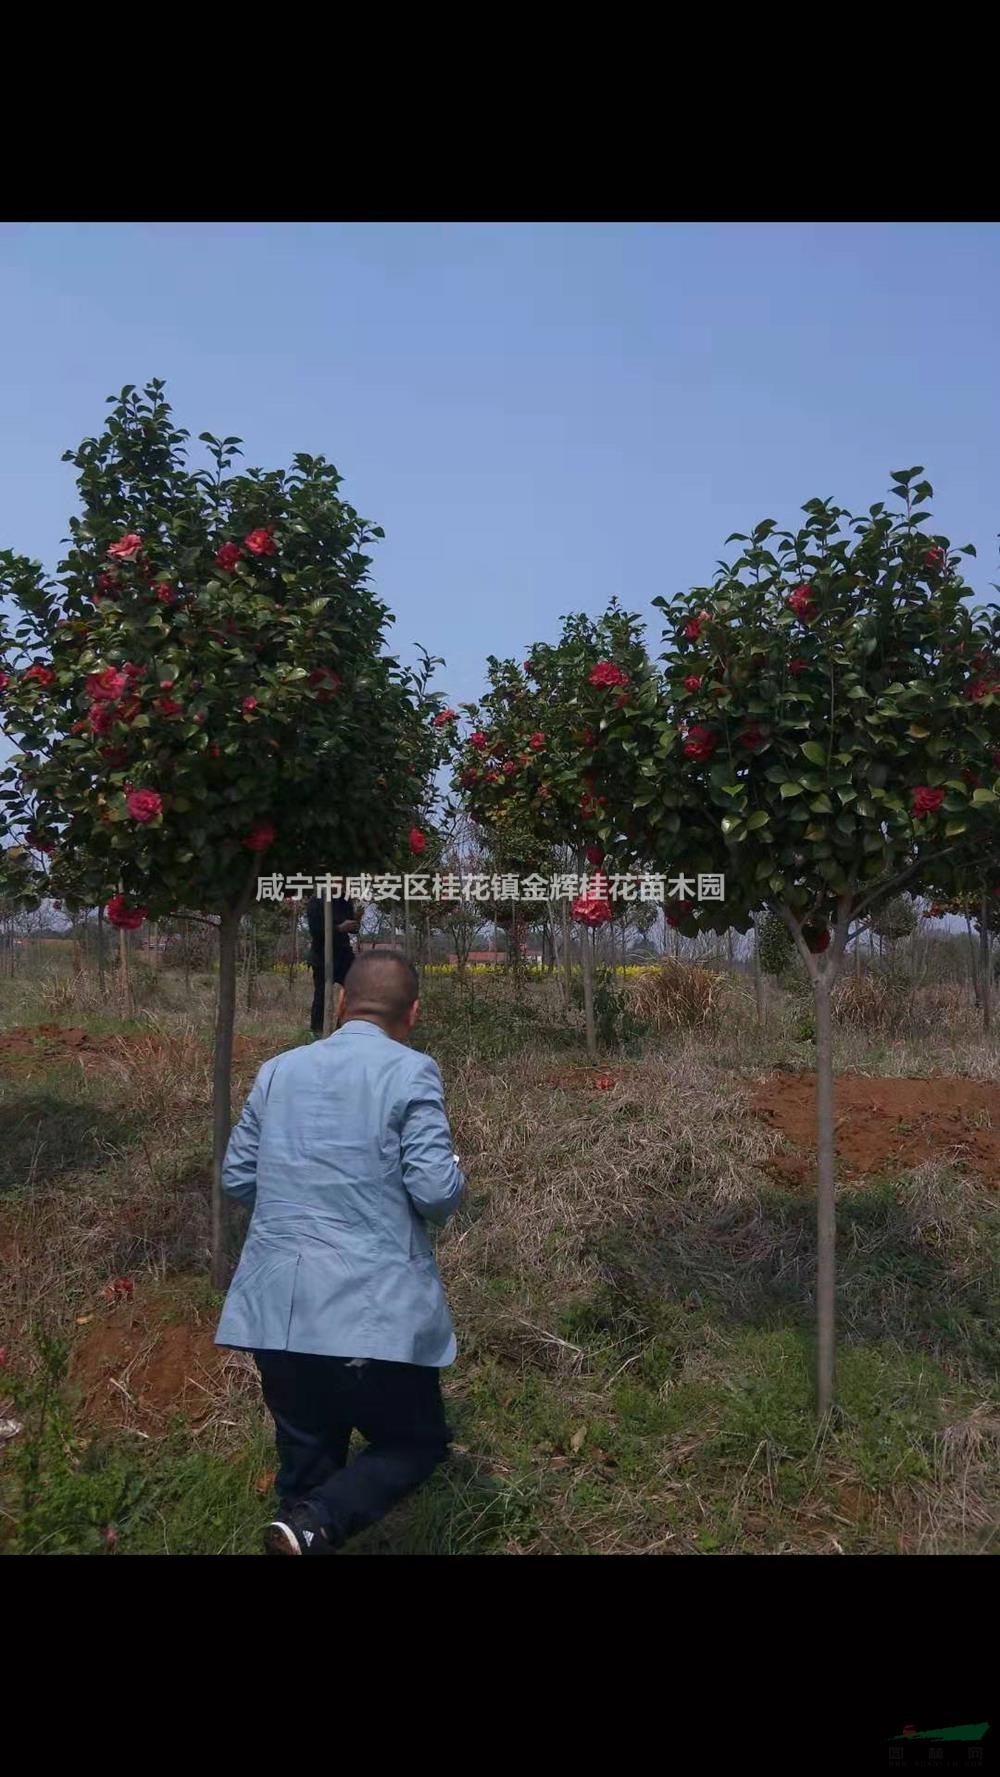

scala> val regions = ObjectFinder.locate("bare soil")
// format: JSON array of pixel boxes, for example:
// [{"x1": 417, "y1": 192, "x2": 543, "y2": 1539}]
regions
[{"x1": 753, "y1": 1072, "x2": 1000, "y2": 1187}]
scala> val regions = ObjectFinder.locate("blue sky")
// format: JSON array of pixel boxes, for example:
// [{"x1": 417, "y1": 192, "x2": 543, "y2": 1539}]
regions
[{"x1": 1, "y1": 221, "x2": 998, "y2": 707}]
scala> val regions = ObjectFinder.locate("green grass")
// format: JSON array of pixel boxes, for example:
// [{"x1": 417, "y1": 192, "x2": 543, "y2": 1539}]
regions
[{"x1": 2, "y1": 964, "x2": 1000, "y2": 1555}]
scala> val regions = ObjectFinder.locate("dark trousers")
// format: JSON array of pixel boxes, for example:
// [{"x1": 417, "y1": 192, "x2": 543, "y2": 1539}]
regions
[
  {"x1": 255, "y1": 1350, "x2": 451, "y2": 1549},
  {"x1": 309, "y1": 956, "x2": 350, "y2": 1033}
]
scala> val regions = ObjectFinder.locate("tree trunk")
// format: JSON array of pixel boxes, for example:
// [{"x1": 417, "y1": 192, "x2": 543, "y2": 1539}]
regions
[
  {"x1": 96, "y1": 903, "x2": 106, "y2": 998},
  {"x1": 814, "y1": 971, "x2": 836, "y2": 1418},
  {"x1": 965, "y1": 913, "x2": 981, "y2": 1009},
  {"x1": 244, "y1": 922, "x2": 257, "y2": 1012},
  {"x1": 752, "y1": 914, "x2": 764, "y2": 1027},
  {"x1": 211, "y1": 908, "x2": 240, "y2": 1290},
  {"x1": 323, "y1": 893, "x2": 336, "y2": 1035},
  {"x1": 981, "y1": 884, "x2": 992, "y2": 1036},
  {"x1": 581, "y1": 926, "x2": 597, "y2": 1061},
  {"x1": 119, "y1": 925, "x2": 133, "y2": 1017},
  {"x1": 288, "y1": 903, "x2": 298, "y2": 991},
  {"x1": 561, "y1": 897, "x2": 572, "y2": 1009}
]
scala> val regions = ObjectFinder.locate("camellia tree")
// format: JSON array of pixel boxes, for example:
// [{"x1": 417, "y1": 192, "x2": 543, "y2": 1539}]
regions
[
  {"x1": 0, "y1": 381, "x2": 445, "y2": 1283},
  {"x1": 450, "y1": 603, "x2": 662, "y2": 1057},
  {"x1": 643, "y1": 468, "x2": 993, "y2": 1414}
]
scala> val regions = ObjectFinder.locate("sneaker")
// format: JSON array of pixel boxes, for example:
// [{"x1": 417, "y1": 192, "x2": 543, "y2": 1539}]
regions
[{"x1": 263, "y1": 1501, "x2": 331, "y2": 1557}]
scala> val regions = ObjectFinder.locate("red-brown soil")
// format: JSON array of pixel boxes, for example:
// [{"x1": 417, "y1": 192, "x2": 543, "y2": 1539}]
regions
[
  {"x1": 70, "y1": 1304, "x2": 232, "y2": 1433},
  {"x1": 0, "y1": 1022, "x2": 272, "y2": 1076},
  {"x1": 753, "y1": 1072, "x2": 1000, "y2": 1187}
]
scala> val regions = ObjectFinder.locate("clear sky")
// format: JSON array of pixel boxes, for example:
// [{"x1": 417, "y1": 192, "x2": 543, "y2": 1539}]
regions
[{"x1": 1, "y1": 221, "x2": 998, "y2": 707}]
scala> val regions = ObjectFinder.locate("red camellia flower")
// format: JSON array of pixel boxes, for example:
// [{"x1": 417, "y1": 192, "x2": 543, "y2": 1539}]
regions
[
  {"x1": 126, "y1": 789, "x2": 162, "y2": 823},
  {"x1": 90, "y1": 705, "x2": 115, "y2": 736},
  {"x1": 683, "y1": 724, "x2": 718, "y2": 762},
  {"x1": 787, "y1": 583, "x2": 816, "y2": 619},
  {"x1": 96, "y1": 572, "x2": 118, "y2": 594},
  {"x1": 924, "y1": 546, "x2": 945, "y2": 571},
  {"x1": 23, "y1": 662, "x2": 55, "y2": 687},
  {"x1": 0, "y1": 672, "x2": 8, "y2": 693},
  {"x1": 460, "y1": 767, "x2": 479, "y2": 788},
  {"x1": 86, "y1": 667, "x2": 128, "y2": 702},
  {"x1": 100, "y1": 746, "x2": 129, "y2": 765},
  {"x1": 107, "y1": 532, "x2": 142, "y2": 561},
  {"x1": 245, "y1": 527, "x2": 277, "y2": 557},
  {"x1": 683, "y1": 675, "x2": 702, "y2": 693},
  {"x1": 804, "y1": 925, "x2": 831, "y2": 954},
  {"x1": 155, "y1": 583, "x2": 177, "y2": 605},
  {"x1": 409, "y1": 827, "x2": 426, "y2": 854},
  {"x1": 593, "y1": 1074, "x2": 616, "y2": 1091},
  {"x1": 243, "y1": 820, "x2": 276, "y2": 853},
  {"x1": 157, "y1": 698, "x2": 183, "y2": 719},
  {"x1": 105, "y1": 894, "x2": 146, "y2": 930},
  {"x1": 112, "y1": 1277, "x2": 134, "y2": 1300},
  {"x1": 470, "y1": 731, "x2": 488, "y2": 750},
  {"x1": 215, "y1": 541, "x2": 243, "y2": 572},
  {"x1": 486, "y1": 770, "x2": 502, "y2": 785},
  {"x1": 586, "y1": 844, "x2": 605, "y2": 865},
  {"x1": 502, "y1": 760, "x2": 516, "y2": 776},
  {"x1": 571, "y1": 894, "x2": 613, "y2": 927},
  {"x1": 739, "y1": 725, "x2": 766, "y2": 751},
  {"x1": 432, "y1": 708, "x2": 457, "y2": 727},
  {"x1": 580, "y1": 728, "x2": 596, "y2": 749},
  {"x1": 529, "y1": 732, "x2": 545, "y2": 751},
  {"x1": 122, "y1": 662, "x2": 144, "y2": 683},
  {"x1": 523, "y1": 660, "x2": 534, "y2": 674},
  {"x1": 588, "y1": 660, "x2": 630, "y2": 689},
  {"x1": 309, "y1": 667, "x2": 342, "y2": 702},
  {"x1": 682, "y1": 618, "x2": 702, "y2": 642},
  {"x1": 788, "y1": 657, "x2": 808, "y2": 675},
  {"x1": 912, "y1": 785, "x2": 945, "y2": 818},
  {"x1": 242, "y1": 696, "x2": 258, "y2": 716},
  {"x1": 25, "y1": 831, "x2": 55, "y2": 854},
  {"x1": 964, "y1": 679, "x2": 989, "y2": 701}
]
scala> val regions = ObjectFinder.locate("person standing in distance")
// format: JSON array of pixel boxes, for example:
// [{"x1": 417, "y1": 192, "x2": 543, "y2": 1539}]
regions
[
  {"x1": 215, "y1": 950, "x2": 465, "y2": 1556},
  {"x1": 306, "y1": 887, "x2": 359, "y2": 1035}
]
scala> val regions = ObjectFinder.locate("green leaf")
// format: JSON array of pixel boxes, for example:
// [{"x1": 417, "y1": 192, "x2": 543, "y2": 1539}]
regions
[
  {"x1": 800, "y1": 741, "x2": 827, "y2": 766},
  {"x1": 944, "y1": 820, "x2": 967, "y2": 837},
  {"x1": 780, "y1": 782, "x2": 804, "y2": 798},
  {"x1": 972, "y1": 788, "x2": 997, "y2": 805},
  {"x1": 907, "y1": 724, "x2": 930, "y2": 739},
  {"x1": 745, "y1": 810, "x2": 769, "y2": 831},
  {"x1": 809, "y1": 795, "x2": 834, "y2": 813}
]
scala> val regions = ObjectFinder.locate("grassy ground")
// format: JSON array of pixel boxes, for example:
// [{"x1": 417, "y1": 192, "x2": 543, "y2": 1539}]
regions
[{"x1": 1, "y1": 953, "x2": 998, "y2": 1555}]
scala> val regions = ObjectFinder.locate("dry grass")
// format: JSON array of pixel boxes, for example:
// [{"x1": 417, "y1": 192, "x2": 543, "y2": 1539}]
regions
[
  {"x1": 628, "y1": 958, "x2": 743, "y2": 1031},
  {"x1": 3, "y1": 959, "x2": 1000, "y2": 1555}
]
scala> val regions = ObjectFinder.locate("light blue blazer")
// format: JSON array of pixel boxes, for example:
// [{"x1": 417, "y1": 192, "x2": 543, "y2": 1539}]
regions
[{"x1": 215, "y1": 1020, "x2": 465, "y2": 1366}]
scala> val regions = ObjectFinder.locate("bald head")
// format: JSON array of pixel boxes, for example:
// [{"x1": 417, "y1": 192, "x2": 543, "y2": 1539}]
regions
[{"x1": 340, "y1": 950, "x2": 420, "y2": 1036}]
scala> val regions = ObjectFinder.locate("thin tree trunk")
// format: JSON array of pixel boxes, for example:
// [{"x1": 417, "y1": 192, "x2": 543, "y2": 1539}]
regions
[
  {"x1": 814, "y1": 972, "x2": 836, "y2": 1417},
  {"x1": 561, "y1": 897, "x2": 572, "y2": 1008},
  {"x1": 288, "y1": 903, "x2": 298, "y2": 990},
  {"x1": 119, "y1": 925, "x2": 133, "y2": 1017},
  {"x1": 752, "y1": 914, "x2": 764, "y2": 1027},
  {"x1": 211, "y1": 908, "x2": 240, "y2": 1290},
  {"x1": 981, "y1": 883, "x2": 992, "y2": 1036},
  {"x1": 581, "y1": 928, "x2": 597, "y2": 1061},
  {"x1": 323, "y1": 893, "x2": 336, "y2": 1035},
  {"x1": 96, "y1": 903, "x2": 106, "y2": 998},
  {"x1": 965, "y1": 913, "x2": 980, "y2": 1008}
]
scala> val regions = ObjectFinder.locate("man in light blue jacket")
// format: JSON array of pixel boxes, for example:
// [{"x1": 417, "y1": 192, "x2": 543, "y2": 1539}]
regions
[{"x1": 216, "y1": 949, "x2": 465, "y2": 1556}]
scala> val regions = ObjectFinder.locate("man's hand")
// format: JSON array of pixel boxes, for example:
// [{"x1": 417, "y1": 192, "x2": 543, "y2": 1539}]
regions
[{"x1": 337, "y1": 919, "x2": 361, "y2": 934}]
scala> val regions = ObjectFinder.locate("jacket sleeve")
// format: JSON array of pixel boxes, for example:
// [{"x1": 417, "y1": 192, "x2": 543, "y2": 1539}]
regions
[
  {"x1": 399, "y1": 1054, "x2": 465, "y2": 1228},
  {"x1": 221, "y1": 1064, "x2": 272, "y2": 1208}
]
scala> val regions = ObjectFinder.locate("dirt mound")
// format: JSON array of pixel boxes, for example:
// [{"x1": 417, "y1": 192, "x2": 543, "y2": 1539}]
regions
[
  {"x1": 753, "y1": 1073, "x2": 1000, "y2": 1187},
  {"x1": 0, "y1": 1022, "x2": 275, "y2": 1078},
  {"x1": 71, "y1": 1309, "x2": 230, "y2": 1433},
  {"x1": 0, "y1": 1022, "x2": 100, "y2": 1071}
]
